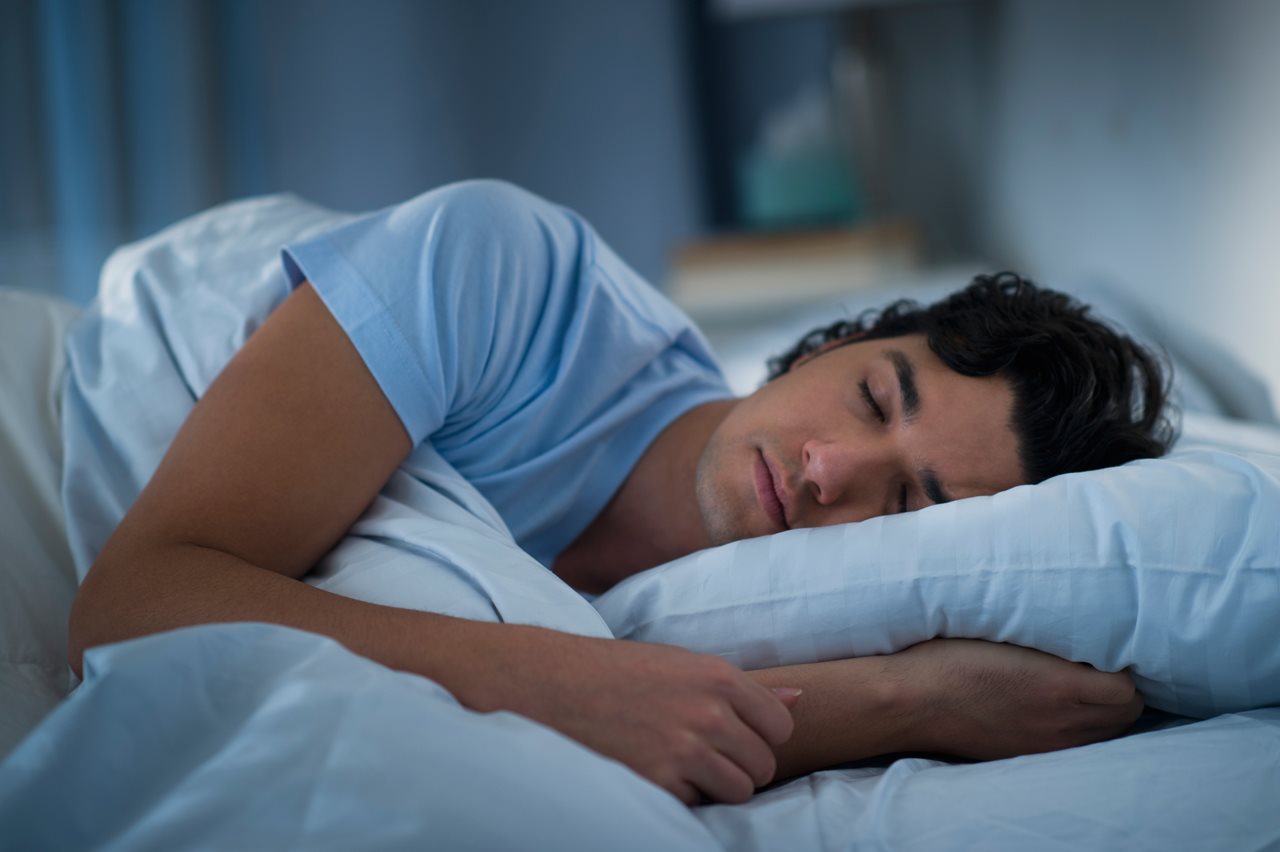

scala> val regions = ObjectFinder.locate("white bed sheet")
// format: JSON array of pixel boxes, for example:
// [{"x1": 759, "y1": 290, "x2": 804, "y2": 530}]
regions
[
  {"x1": 698, "y1": 709, "x2": 1280, "y2": 851},
  {"x1": 0, "y1": 623, "x2": 719, "y2": 852},
  {"x1": 4, "y1": 621, "x2": 1276, "y2": 852}
]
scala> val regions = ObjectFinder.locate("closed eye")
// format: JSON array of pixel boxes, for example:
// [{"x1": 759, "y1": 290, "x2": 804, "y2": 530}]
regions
[{"x1": 859, "y1": 380, "x2": 885, "y2": 422}]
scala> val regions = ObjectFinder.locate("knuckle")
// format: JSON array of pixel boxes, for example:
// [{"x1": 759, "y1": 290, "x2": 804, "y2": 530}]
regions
[
  {"x1": 695, "y1": 702, "x2": 730, "y2": 733},
  {"x1": 701, "y1": 658, "x2": 739, "y2": 689},
  {"x1": 669, "y1": 729, "x2": 706, "y2": 764}
]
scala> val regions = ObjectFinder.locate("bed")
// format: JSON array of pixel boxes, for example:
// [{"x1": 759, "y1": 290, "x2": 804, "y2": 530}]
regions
[{"x1": 1, "y1": 196, "x2": 1278, "y2": 850}]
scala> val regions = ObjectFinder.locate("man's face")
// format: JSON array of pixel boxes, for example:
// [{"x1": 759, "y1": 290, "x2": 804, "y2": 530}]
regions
[{"x1": 695, "y1": 333, "x2": 1027, "y2": 544}]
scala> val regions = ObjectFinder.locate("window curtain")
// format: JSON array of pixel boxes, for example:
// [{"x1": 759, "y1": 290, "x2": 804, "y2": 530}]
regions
[{"x1": 2, "y1": 0, "x2": 268, "y2": 303}]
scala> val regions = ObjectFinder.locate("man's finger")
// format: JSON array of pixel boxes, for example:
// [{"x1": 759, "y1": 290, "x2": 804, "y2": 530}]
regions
[
  {"x1": 686, "y1": 747, "x2": 756, "y2": 805},
  {"x1": 708, "y1": 715, "x2": 779, "y2": 788},
  {"x1": 730, "y1": 679, "x2": 797, "y2": 747},
  {"x1": 667, "y1": 779, "x2": 702, "y2": 807}
]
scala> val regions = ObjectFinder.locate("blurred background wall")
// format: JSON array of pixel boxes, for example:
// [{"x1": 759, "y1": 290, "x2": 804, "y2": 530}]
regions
[
  {"x1": 2, "y1": 0, "x2": 1278, "y2": 401},
  {"x1": 880, "y1": 0, "x2": 1280, "y2": 409},
  {"x1": 0, "y1": 0, "x2": 709, "y2": 302},
  {"x1": 962, "y1": 0, "x2": 1280, "y2": 408}
]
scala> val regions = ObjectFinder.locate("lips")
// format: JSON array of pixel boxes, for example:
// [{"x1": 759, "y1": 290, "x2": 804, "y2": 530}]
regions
[{"x1": 754, "y1": 451, "x2": 790, "y2": 530}]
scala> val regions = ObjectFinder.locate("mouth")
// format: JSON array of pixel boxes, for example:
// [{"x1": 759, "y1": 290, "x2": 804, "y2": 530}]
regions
[{"x1": 754, "y1": 450, "x2": 790, "y2": 530}]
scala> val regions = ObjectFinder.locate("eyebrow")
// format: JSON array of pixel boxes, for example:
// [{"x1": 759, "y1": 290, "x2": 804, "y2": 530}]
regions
[
  {"x1": 884, "y1": 349, "x2": 953, "y2": 505},
  {"x1": 885, "y1": 350, "x2": 921, "y2": 422}
]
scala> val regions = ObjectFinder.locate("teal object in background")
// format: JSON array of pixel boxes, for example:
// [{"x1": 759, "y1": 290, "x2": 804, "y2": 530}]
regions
[{"x1": 739, "y1": 145, "x2": 861, "y2": 228}]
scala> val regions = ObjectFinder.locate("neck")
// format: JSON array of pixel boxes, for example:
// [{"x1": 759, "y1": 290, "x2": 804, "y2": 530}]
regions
[{"x1": 552, "y1": 398, "x2": 737, "y2": 594}]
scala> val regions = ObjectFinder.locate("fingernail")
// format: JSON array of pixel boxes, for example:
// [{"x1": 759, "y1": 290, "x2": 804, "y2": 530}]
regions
[{"x1": 772, "y1": 687, "x2": 803, "y2": 699}]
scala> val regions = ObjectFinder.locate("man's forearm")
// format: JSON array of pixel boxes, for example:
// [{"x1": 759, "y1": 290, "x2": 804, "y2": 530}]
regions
[
  {"x1": 747, "y1": 657, "x2": 919, "y2": 781},
  {"x1": 69, "y1": 541, "x2": 808, "y2": 805},
  {"x1": 748, "y1": 639, "x2": 1147, "y2": 784},
  {"x1": 69, "y1": 541, "x2": 532, "y2": 711}
]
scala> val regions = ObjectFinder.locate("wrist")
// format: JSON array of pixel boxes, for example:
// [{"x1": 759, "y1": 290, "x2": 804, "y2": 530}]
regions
[
  {"x1": 443, "y1": 620, "x2": 604, "y2": 719},
  {"x1": 389, "y1": 614, "x2": 539, "y2": 712},
  {"x1": 441, "y1": 619, "x2": 542, "y2": 712},
  {"x1": 876, "y1": 650, "x2": 939, "y2": 754}
]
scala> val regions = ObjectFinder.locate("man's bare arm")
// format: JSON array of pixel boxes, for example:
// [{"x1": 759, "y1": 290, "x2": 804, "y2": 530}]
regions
[{"x1": 750, "y1": 639, "x2": 1145, "y2": 782}]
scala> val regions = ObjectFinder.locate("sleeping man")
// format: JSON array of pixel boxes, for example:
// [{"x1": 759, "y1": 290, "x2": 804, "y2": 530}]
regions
[{"x1": 65, "y1": 180, "x2": 1172, "y2": 806}]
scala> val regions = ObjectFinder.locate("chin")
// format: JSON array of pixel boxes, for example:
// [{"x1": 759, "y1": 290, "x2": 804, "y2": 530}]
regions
[
  {"x1": 693, "y1": 484, "x2": 735, "y2": 547},
  {"x1": 703, "y1": 517, "x2": 740, "y2": 548},
  {"x1": 694, "y1": 463, "x2": 742, "y2": 547},
  {"x1": 694, "y1": 473, "x2": 765, "y2": 547},
  {"x1": 693, "y1": 429, "x2": 765, "y2": 547}
]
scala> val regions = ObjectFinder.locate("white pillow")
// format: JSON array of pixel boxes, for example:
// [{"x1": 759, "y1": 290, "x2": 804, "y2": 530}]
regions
[
  {"x1": 0, "y1": 289, "x2": 81, "y2": 758},
  {"x1": 593, "y1": 428, "x2": 1280, "y2": 720}
]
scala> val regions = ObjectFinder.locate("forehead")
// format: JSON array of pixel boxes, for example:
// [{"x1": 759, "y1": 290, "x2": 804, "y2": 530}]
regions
[{"x1": 816, "y1": 335, "x2": 1027, "y2": 496}]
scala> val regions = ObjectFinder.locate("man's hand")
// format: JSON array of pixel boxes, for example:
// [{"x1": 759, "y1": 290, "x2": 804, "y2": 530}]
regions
[
  {"x1": 463, "y1": 626, "x2": 799, "y2": 805},
  {"x1": 886, "y1": 638, "x2": 1145, "y2": 760}
]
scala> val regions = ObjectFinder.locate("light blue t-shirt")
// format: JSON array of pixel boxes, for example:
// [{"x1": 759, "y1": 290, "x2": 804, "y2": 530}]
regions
[
  {"x1": 61, "y1": 181, "x2": 730, "y2": 574},
  {"x1": 281, "y1": 180, "x2": 731, "y2": 564}
]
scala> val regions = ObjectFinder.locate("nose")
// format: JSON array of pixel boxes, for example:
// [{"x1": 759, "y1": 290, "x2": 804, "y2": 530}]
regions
[{"x1": 801, "y1": 437, "x2": 892, "y2": 517}]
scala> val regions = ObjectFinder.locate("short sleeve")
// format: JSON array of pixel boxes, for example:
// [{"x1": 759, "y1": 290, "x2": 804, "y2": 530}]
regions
[{"x1": 280, "y1": 180, "x2": 573, "y2": 447}]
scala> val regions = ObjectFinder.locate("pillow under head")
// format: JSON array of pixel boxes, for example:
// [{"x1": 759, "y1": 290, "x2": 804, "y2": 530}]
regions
[{"x1": 593, "y1": 432, "x2": 1280, "y2": 719}]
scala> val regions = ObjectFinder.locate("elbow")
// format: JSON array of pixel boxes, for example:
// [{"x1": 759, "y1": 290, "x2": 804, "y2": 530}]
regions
[{"x1": 66, "y1": 559, "x2": 121, "y2": 681}]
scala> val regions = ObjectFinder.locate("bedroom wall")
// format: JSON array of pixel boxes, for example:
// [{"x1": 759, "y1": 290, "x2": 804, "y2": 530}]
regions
[
  {"x1": 965, "y1": 0, "x2": 1280, "y2": 408},
  {"x1": 874, "y1": 0, "x2": 1280, "y2": 408},
  {"x1": 248, "y1": 0, "x2": 706, "y2": 288}
]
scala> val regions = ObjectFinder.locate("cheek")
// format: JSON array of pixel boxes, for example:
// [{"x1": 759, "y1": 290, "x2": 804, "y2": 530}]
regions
[{"x1": 748, "y1": 382, "x2": 819, "y2": 431}]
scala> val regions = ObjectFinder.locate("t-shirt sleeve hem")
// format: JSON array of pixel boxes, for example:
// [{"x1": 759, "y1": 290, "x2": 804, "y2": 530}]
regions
[{"x1": 280, "y1": 240, "x2": 437, "y2": 445}]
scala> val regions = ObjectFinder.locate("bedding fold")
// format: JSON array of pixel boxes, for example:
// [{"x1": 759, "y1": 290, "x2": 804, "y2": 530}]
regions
[{"x1": 0, "y1": 623, "x2": 718, "y2": 851}]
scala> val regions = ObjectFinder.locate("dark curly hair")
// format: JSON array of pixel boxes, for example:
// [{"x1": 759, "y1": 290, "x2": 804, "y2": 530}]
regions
[{"x1": 766, "y1": 272, "x2": 1176, "y2": 483}]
